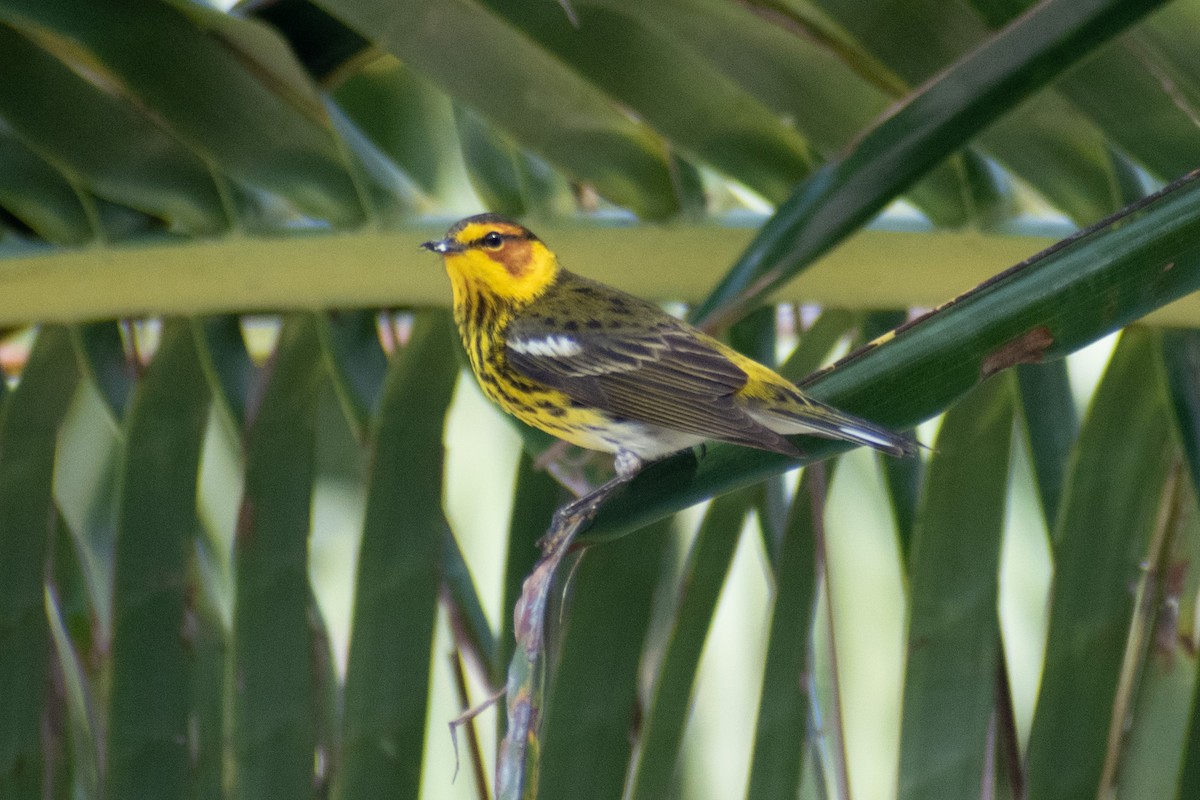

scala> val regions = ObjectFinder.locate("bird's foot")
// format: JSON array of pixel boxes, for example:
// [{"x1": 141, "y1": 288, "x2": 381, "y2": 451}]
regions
[{"x1": 537, "y1": 451, "x2": 642, "y2": 557}]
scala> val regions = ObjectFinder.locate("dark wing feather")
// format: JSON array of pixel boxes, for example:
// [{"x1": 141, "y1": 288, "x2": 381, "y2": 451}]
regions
[{"x1": 504, "y1": 283, "x2": 799, "y2": 456}]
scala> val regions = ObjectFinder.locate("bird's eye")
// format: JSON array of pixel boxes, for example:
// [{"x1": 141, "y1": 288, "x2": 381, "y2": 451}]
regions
[{"x1": 482, "y1": 231, "x2": 504, "y2": 249}]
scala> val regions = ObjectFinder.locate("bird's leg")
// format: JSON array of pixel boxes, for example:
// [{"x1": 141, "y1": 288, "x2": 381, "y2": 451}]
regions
[{"x1": 538, "y1": 450, "x2": 644, "y2": 557}]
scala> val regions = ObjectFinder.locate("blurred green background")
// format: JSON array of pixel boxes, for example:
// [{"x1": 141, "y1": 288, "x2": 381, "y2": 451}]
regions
[{"x1": 4, "y1": 1, "x2": 1200, "y2": 800}]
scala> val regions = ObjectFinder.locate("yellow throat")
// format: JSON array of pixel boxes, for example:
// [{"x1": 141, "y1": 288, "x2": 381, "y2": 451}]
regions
[{"x1": 424, "y1": 215, "x2": 560, "y2": 312}]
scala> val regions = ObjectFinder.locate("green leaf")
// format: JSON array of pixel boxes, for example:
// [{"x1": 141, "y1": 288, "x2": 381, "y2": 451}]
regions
[
  {"x1": 0, "y1": 326, "x2": 78, "y2": 800},
  {"x1": 105, "y1": 319, "x2": 210, "y2": 800},
  {"x1": 453, "y1": 104, "x2": 528, "y2": 217},
  {"x1": 823, "y1": 0, "x2": 1130, "y2": 224},
  {"x1": 1053, "y1": 32, "x2": 1200, "y2": 183},
  {"x1": 1158, "y1": 331, "x2": 1200, "y2": 797},
  {"x1": 311, "y1": 0, "x2": 680, "y2": 219},
  {"x1": 316, "y1": 310, "x2": 388, "y2": 443},
  {"x1": 618, "y1": 0, "x2": 1016, "y2": 227},
  {"x1": 897, "y1": 374, "x2": 1014, "y2": 800},
  {"x1": 0, "y1": 131, "x2": 92, "y2": 245},
  {"x1": 454, "y1": 104, "x2": 575, "y2": 219},
  {"x1": 71, "y1": 322, "x2": 134, "y2": 425},
  {"x1": 441, "y1": 527, "x2": 499, "y2": 681},
  {"x1": 332, "y1": 59, "x2": 456, "y2": 199},
  {"x1": 1163, "y1": 331, "x2": 1200, "y2": 499},
  {"x1": 692, "y1": 0, "x2": 1167, "y2": 327},
  {"x1": 745, "y1": 465, "x2": 831, "y2": 800},
  {"x1": 338, "y1": 310, "x2": 459, "y2": 800},
  {"x1": 777, "y1": 310, "x2": 857, "y2": 384},
  {"x1": 1015, "y1": 361, "x2": 1079, "y2": 527},
  {"x1": 44, "y1": 574, "x2": 101, "y2": 800},
  {"x1": 194, "y1": 315, "x2": 257, "y2": 434},
  {"x1": 185, "y1": 575, "x2": 227, "y2": 800},
  {"x1": 539, "y1": 521, "x2": 670, "y2": 799},
  {"x1": 52, "y1": 373, "x2": 122, "y2": 644},
  {"x1": 633, "y1": 0, "x2": 892, "y2": 151},
  {"x1": 1025, "y1": 328, "x2": 1174, "y2": 800},
  {"x1": 0, "y1": 0, "x2": 365, "y2": 226},
  {"x1": 475, "y1": 0, "x2": 814, "y2": 204},
  {"x1": 1111, "y1": 474, "x2": 1196, "y2": 800},
  {"x1": 0, "y1": 22, "x2": 226, "y2": 235},
  {"x1": 628, "y1": 490, "x2": 753, "y2": 800},
  {"x1": 232, "y1": 314, "x2": 325, "y2": 800},
  {"x1": 1135, "y1": 2, "x2": 1200, "y2": 159},
  {"x1": 859, "y1": 310, "x2": 924, "y2": 558},
  {"x1": 981, "y1": 110, "x2": 1126, "y2": 226},
  {"x1": 585, "y1": 168, "x2": 1200, "y2": 544},
  {"x1": 41, "y1": 517, "x2": 87, "y2": 800},
  {"x1": 879, "y1": 446, "x2": 923, "y2": 562}
]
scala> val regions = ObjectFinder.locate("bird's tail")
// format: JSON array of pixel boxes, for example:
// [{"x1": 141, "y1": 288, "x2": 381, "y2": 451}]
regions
[{"x1": 749, "y1": 396, "x2": 920, "y2": 458}]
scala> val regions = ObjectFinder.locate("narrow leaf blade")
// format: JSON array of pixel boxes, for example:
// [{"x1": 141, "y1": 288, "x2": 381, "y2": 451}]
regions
[
  {"x1": 1025, "y1": 329, "x2": 1174, "y2": 800},
  {"x1": 539, "y1": 521, "x2": 671, "y2": 799},
  {"x1": 0, "y1": 327, "x2": 78, "y2": 800},
  {"x1": 106, "y1": 320, "x2": 211, "y2": 800},
  {"x1": 628, "y1": 491, "x2": 753, "y2": 800},
  {"x1": 339, "y1": 310, "x2": 459, "y2": 800},
  {"x1": 232, "y1": 314, "x2": 325, "y2": 800},
  {"x1": 898, "y1": 374, "x2": 1014, "y2": 800},
  {"x1": 692, "y1": 0, "x2": 1168, "y2": 327}
]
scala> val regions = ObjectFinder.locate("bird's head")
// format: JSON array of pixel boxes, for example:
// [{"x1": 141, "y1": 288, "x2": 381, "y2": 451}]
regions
[{"x1": 422, "y1": 214, "x2": 559, "y2": 306}]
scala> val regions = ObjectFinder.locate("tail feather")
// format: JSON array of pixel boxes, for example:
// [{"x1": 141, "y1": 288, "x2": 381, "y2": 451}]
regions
[
  {"x1": 748, "y1": 399, "x2": 919, "y2": 458},
  {"x1": 821, "y1": 415, "x2": 919, "y2": 457}
]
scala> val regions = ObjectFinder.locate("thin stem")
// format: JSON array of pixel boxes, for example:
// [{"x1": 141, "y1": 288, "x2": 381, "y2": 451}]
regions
[
  {"x1": 811, "y1": 465, "x2": 852, "y2": 800},
  {"x1": 449, "y1": 650, "x2": 493, "y2": 800},
  {"x1": 1098, "y1": 461, "x2": 1183, "y2": 793},
  {"x1": 981, "y1": 712, "x2": 996, "y2": 800}
]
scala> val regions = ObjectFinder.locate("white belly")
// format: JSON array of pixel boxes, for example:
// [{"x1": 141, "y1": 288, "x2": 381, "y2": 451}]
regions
[{"x1": 567, "y1": 419, "x2": 706, "y2": 462}]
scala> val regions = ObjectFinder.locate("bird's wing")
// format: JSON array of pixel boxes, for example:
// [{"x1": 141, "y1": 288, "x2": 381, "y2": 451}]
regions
[{"x1": 504, "y1": 315, "x2": 800, "y2": 456}]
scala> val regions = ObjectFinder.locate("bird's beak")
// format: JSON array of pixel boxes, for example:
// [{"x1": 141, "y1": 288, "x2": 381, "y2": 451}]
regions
[{"x1": 420, "y1": 238, "x2": 458, "y2": 254}]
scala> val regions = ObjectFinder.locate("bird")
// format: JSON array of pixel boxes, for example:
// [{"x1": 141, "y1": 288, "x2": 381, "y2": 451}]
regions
[{"x1": 422, "y1": 213, "x2": 916, "y2": 492}]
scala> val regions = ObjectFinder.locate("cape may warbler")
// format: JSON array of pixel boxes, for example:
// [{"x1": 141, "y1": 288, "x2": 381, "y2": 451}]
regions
[{"x1": 423, "y1": 214, "x2": 915, "y2": 481}]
